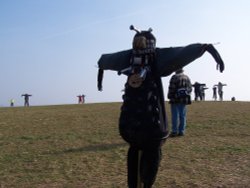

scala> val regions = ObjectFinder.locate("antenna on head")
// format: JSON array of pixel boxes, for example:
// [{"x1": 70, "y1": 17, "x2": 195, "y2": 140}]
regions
[{"x1": 130, "y1": 25, "x2": 141, "y2": 33}]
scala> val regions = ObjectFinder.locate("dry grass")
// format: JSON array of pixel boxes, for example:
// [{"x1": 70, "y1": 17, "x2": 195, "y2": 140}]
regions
[{"x1": 0, "y1": 102, "x2": 249, "y2": 187}]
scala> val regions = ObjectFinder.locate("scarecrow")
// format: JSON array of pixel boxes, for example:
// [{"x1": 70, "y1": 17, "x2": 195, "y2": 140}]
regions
[{"x1": 97, "y1": 25, "x2": 224, "y2": 188}]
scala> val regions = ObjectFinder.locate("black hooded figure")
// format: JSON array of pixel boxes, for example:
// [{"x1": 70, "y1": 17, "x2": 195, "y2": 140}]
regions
[
  {"x1": 97, "y1": 25, "x2": 224, "y2": 188},
  {"x1": 119, "y1": 27, "x2": 168, "y2": 188}
]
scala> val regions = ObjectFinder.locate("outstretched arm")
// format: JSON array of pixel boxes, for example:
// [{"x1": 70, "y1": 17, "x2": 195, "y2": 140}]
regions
[
  {"x1": 156, "y1": 43, "x2": 224, "y2": 77},
  {"x1": 97, "y1": 49, "x2": 132, "y2": 91},
  {"x1": 206, "y1": 44, "x2": 224, "y2": 72}
]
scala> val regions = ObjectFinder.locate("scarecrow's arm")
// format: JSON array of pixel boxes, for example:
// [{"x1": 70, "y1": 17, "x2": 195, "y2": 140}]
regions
[
  {"x1": 97, "y1": 49, "x2": 132, "y2": 91},
  {"x1": 156, "y1": 43, "x2": 224, "y2": 77}
]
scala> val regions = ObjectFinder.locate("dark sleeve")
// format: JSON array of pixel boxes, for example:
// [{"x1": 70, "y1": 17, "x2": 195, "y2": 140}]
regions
[
  {"x1": 156, "y1": 43, "x2": 224, "y2": 77},
  {"x1": 97, "y1": 49, "x2": 132, "y2": 72}
]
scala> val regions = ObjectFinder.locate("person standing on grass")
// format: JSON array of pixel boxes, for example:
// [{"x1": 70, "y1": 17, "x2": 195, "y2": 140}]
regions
[
  {"x1": 192, "y1": 82, "x2": 205, "y2": 101},
  {"x1": 215, "y1": 82, "x2": 227, "y2": 101},
  {"x1": 200, "y1": 85, "x2": 208, "y2": 101},
  {"x1": 212, "y1": 85, "x2": 217, "y2": 101},
  {"x1": 21, "y1": 94, "x2": 32, "y2": 107},
  {"x1": 77, "y1": 95, "x2": 83, "y2": 104},
  {"x1": 168, "y1": 68, "x2": 192, "y2": 137},
  {"x1": 10, "y1": 99, "x2": 15, "y2": 107},
  {"x1": 82, "y1": 94, "x2": 86, "y2": 104}
]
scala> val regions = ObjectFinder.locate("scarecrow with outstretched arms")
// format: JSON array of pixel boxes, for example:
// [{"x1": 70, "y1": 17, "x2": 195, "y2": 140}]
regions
[{"x1": 97, "y1": 25, "x2": 224, "y2": 188}]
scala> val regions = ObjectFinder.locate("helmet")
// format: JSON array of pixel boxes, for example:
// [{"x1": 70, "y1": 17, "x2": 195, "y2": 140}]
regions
[{"x1": 130, "y1": 25, "x2": 156, "y2": 50}]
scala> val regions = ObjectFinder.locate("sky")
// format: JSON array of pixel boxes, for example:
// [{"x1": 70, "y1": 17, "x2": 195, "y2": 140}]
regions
[{"x1": 1, "y1": 0, "x2": 250, "y2": 106}]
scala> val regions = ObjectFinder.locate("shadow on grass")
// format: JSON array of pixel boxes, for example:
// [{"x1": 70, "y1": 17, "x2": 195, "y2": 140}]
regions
[{"x1": 49, "y1": 142, "x2": 128, "y2": 155}]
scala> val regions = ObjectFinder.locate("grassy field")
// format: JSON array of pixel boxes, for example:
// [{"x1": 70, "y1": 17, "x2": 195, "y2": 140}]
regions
[{"x1": 0, "y1": 102, "x2": 249, "y2": 188}]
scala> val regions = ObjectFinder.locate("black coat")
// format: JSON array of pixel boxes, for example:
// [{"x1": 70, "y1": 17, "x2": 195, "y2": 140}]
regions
[{"x1": 97, "y1": 43, "x2": 224, "y2": 147}]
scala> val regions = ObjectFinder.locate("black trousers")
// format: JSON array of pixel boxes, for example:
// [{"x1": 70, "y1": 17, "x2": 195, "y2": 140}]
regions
[{"x1": 127, "y1": 144, "x2": 162, "y2": 188}]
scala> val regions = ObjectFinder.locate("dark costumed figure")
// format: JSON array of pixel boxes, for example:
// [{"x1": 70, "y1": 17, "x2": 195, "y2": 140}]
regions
[
  {"x1": 21, "y1": 93, "x2": 32, "y2": 107},
  {"x1": 192, "y1": 82, "x2": 206, "y2": 101},
  {"x1": 97, "y1": 25, "x2": 224, "y2": 188}
]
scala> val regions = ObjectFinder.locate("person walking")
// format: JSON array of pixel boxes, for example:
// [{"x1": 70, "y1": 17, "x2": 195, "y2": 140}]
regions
[{"x1": 168, "y1": 68, "x2": 192, "y2": 137}]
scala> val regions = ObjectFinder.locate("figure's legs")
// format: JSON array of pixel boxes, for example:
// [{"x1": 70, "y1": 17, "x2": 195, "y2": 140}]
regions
[
  {"x1": 178, "y1": 104, "x2": 187, "y2": 135},
  {"x1": 219, "y1": 91, "x2": 223, "y2": 101},
  {"x1": 213, "y1": 92, "x2": 217, "y2": 101},
  {"x1": 194, "y1": 92, "x2": 198, "y2": 101},
  {"x1": 24, "y1": 99, "x2": 29, "y2": 107},
  {"x1": 127, "y1": 146, "x2": 139, "y2": 188},
  {"x1": 199, "y1": 92, "x2": 202, "y2": 101},
  {"x1": 127, "y1": 145, "x2": 162, "y2": 188},
  {"x1": 171, "y1": 104, "x2": 178, "y2": 134},
  {"x1": 140, "y1": 147, "x2": 162, "y2": 188}
]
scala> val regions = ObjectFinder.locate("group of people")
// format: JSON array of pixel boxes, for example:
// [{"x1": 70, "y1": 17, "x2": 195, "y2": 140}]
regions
[
  {"x1": 9, "y1": 94, "x2": 32, "y2": 107},
  {"x1": 77, "y1": 94, "x2": 86, "y2": 104},
  {"x1": 192, "y1": 82, "x2": 208, "y2": 101},
  {"x1": 167, "y1": 70, "x2": 228, "y2": 137},
  {"x1": 8, "y1": 93, "x2": 86, "y2": 107},
  {"x1": 213, "y1": 82, "x2": 227, "y2": 101},
  {"x1": 192, "y1": 81, "x2": 227, "y2": 101}
]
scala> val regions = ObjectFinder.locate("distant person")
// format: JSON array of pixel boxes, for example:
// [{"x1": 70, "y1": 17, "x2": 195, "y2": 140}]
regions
[
  {"x1": 200, "y1": 85, "x2": 208, "y2": 101},
  {"x1": 231, "y1": 97, "x2": 236, "y2": 101},
  {"x1": 192, "y1": 82, "x2": 206, "y2": 101},
  {"x1": 212, "y1": 85, "x2": 217, "y2": 101},
  {"x1": 215, "y1": 82, "x2": 227, "y2": 101},
  {"x1": 168, "y1": 68, "x2": 192, "y2": 137},
  {"x1": 21, "y1": 94, "x2": 32, "y2": 107},
  {"x1": 77, "y1": 95, "x2": 83, "y2": 104},
  {"x1": 82, "y1": 94, "x2": 86, "y2": 104},
  {"x1": 10, "y1": 99, "x2": 15, "y2": 107}
]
